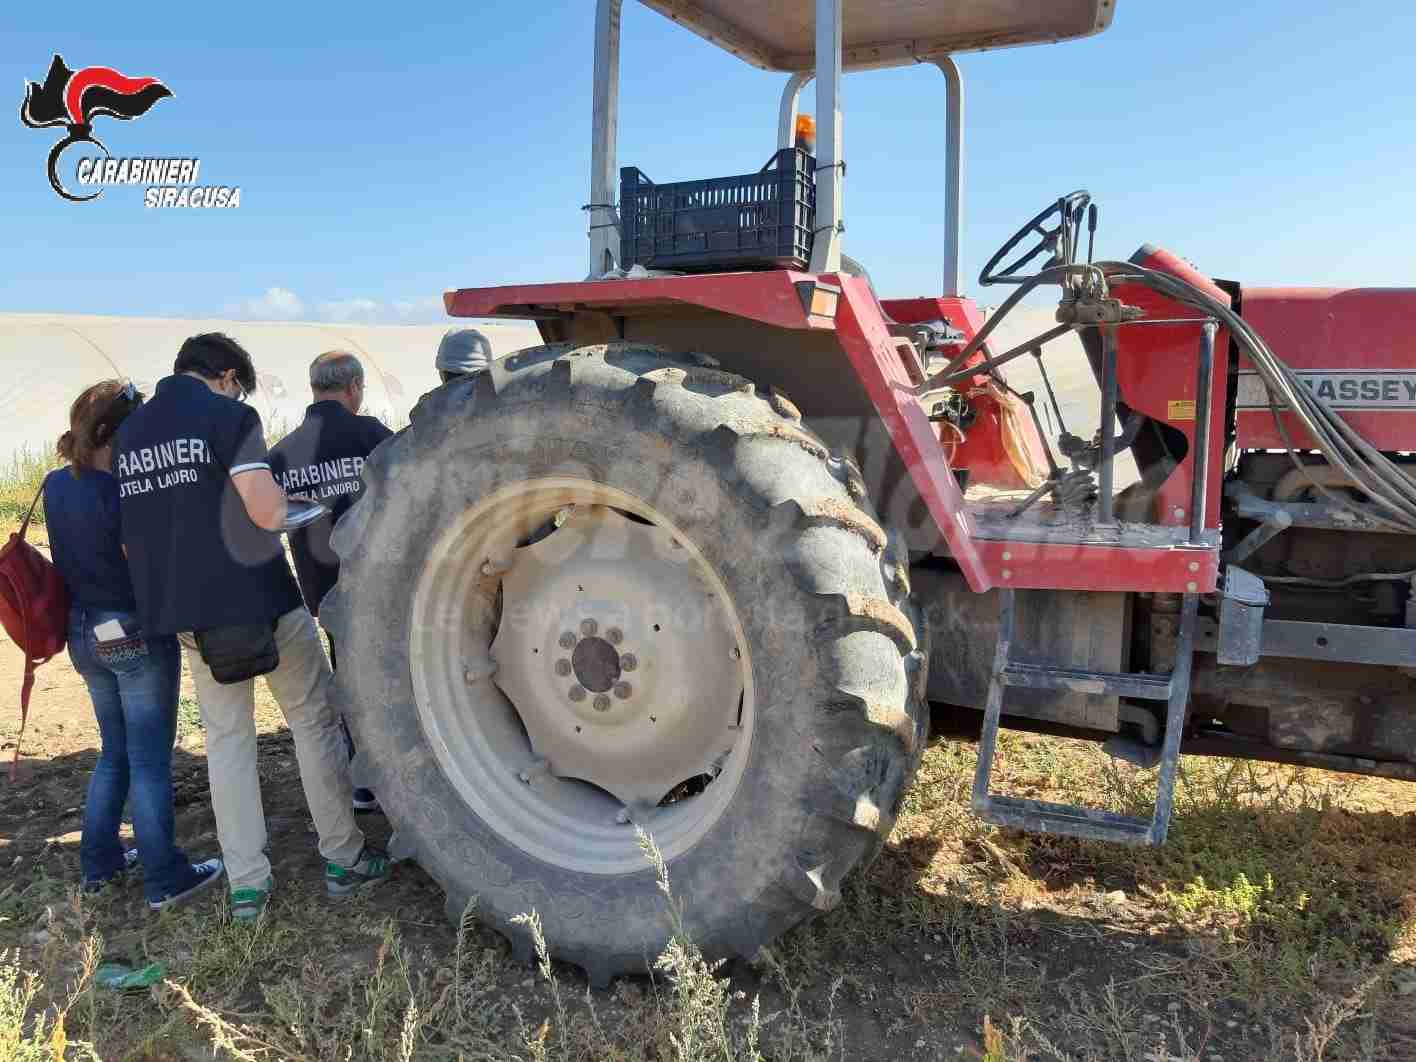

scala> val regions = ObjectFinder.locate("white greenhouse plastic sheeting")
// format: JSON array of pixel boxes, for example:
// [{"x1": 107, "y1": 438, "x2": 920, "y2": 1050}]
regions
[
  {"x1": 971, "y1": 305, "x2": 1138, "y2": 485},
  {"x1": 0, "y1": 314, "x2": 542, "y2": 461},
  {"x1": 0, "y1": 307, "x2": 1120, "y2": 479},
  {"x1": 979, "y1": 305, "x2": 1105, "y2": 435}
]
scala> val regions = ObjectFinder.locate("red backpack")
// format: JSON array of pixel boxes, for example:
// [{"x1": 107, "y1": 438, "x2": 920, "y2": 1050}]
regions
[{"x1": 0, "y1": 485, "x2": 69, "y2": 780}]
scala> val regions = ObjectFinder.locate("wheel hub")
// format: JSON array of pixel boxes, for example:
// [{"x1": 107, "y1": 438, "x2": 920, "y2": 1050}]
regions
[
  {"x1": 571, "y1": 635, "x2": 621, "y2": 692},
  {"x1": 491, "y1": 505, "x2": 742, "y2": 808},
  {"x1": 409, "y1": 478, "x2": 754, "y2": 874}
]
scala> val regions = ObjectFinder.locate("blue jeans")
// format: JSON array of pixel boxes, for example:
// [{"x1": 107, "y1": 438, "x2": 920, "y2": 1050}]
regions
[{"x1": 68, "y1": 605, "x2": 189, "y2": 903}]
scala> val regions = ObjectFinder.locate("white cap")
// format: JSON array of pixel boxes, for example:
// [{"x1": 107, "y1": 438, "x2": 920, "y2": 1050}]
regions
[{"x1": 435, "y1": 328, "x2": 493, "y2": 375}]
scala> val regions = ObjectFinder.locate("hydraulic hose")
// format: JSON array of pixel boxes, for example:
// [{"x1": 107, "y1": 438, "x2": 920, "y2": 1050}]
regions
[
  {"x1": 934, "y1": 254, "x2": 1415, "y2": 532},
  {"x1": 1094, "y1": 261, "x2": 1416, "y2": 533}
]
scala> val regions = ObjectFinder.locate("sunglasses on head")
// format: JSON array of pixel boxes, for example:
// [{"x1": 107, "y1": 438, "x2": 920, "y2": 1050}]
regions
[{"x1": 225, "y1": 371, "x2": 248, "y2": 402}]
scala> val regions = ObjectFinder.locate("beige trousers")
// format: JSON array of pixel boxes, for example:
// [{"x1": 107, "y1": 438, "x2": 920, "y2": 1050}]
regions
[{"x1": 180, "y1": 607, "x2": 364, "y2": 891}]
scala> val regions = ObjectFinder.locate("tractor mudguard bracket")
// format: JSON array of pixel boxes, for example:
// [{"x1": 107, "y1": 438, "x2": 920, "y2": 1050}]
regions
[
  {"x1": 832, "y1": 275, "x2": 989, "y2": 587},
  {"x1": 445, "y1": 271, "x2": 1220, "y2": 595}
]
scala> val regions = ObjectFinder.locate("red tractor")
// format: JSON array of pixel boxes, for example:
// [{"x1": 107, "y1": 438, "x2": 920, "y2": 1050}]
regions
[{"x1": 323, "y1": 0, "x2": 1416, "y2": 984}]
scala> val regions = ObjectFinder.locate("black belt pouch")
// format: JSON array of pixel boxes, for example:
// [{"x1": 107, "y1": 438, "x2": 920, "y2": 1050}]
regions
[{"x1": 194, "y1": 621, "x2": 279, "y2": 684}]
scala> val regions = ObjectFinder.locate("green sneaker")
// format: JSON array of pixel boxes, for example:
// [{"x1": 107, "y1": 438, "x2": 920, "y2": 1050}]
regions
[
  {"x1": 325, "y1": 846, "x2": 391, "y2": 898},
  {"x1": 230, "y1": 878, "x2": 273, "y2": 923}
]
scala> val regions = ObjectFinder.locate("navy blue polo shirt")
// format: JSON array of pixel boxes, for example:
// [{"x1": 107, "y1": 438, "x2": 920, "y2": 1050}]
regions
[
  {"x1": 42, "y1": 466, "x2": 136, "y2": 611},
  {"x1": 268, "y1": 400, "x2": 393, "y2": 616},
  {"x1": 114, "y1": 374, "x2": 303, "y2": 635}
]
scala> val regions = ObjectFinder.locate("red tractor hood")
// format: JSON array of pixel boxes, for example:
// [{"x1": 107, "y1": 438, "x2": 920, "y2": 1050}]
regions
[{"x1": 1237, "y1": 286, "x2": 1416, "y2": 451}]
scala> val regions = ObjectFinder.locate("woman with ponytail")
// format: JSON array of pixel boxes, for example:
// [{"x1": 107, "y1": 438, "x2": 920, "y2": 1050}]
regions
[{"x1": 44, "y1": 381, "x2": 222, "y2": 909}]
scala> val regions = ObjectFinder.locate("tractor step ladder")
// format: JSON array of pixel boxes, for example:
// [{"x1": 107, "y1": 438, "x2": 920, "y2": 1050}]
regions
[{"x1": 971, "y1": 589, "x2": 1199, "y2": 846}]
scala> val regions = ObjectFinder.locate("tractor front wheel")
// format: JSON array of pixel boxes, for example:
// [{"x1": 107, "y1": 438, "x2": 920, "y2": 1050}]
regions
[{"x1": 322, "y1": 343, "x2": 925, "y2": 984}]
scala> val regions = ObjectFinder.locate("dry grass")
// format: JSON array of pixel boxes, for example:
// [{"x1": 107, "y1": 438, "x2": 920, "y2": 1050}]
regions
[
  {"x1": 0, "y1": 448, "x2": 59, "y2": 529},
  {"x1": 5, "y1": 732, "x2": 1414, "y2": 1059},
  {"x1": 4, "y1": 467, "x2": 1415, "y2": 1059},
  {"x1": 0, "y1": 823, "x2": 847, "y2": 1062},
  {"x1": 0, "y1": 913, "x2": 102, "y2": 1061},
  {"x1": 791, "y1": 731, "x2": 1413, "y2": 1059}
]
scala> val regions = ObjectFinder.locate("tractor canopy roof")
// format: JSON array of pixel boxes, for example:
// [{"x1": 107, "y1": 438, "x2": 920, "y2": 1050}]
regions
[{"x1": 637, "y1": 0, "x2": 1116, "y2": 72}]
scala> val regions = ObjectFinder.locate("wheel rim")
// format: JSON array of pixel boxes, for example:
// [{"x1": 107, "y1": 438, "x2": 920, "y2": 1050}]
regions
[{"x1": 409, "y1": 478, "x2": 753, "y2": 875}]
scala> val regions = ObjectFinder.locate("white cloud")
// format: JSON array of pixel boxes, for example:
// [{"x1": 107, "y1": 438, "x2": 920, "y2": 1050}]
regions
[
  {"x1": 225, "y1": 288, "x2": 449, "y2": 325},
  {"x1": 389, "y1": 295, "x2": 446, "y2": 323},
  {"x1": 231, "y1": 286, "x2": 305, "y2": 320},
  {"x1": 315, "y1": 297, "x2": 382, "y2": 323}
]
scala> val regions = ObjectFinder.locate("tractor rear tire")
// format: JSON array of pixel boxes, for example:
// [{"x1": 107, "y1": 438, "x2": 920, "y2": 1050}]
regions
[{"x1": 322, "y1": 343, "x2": 925, "y2": 985}]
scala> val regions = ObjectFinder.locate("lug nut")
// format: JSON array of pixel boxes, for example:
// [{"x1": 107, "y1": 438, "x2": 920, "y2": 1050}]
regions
[
  {"x1": 593, "y1": 693, "x2": 612, "y2": 712},
  {"x1": 569, "y1": 685, "x2": 586, "y2": 702},
  {"x1": 580, "y1": 618, "x2": 599, "y2": 637},
  {"x1": 559, "y1": 631, "x2": 577, "y2": 650},
  {"x1": 613, "y1": 682, "x2": 632, "y2": 699},
  {"x1": 554, "y1": 659, "x2": 571, "y2": 677},
  {"x1": 620, "y1": 653, "x2": 637, "y2": 672},
  {"x1": 606, "y1": 627, "x2": 623, "y2": 645}
]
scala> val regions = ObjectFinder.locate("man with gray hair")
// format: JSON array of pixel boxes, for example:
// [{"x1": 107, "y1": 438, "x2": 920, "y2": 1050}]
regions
[
  {"x1": 269, "y1": 351, "x2": 393, "y2": 812},
  {"x1": 435, "y1": 327, "x2": 493, "y2": 383}
]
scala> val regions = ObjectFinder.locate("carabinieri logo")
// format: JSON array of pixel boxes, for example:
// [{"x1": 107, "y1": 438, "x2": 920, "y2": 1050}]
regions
[
  {"x1": 21, "y1": 55, "x2": 241, "y2": 209},
  {"x1": 20, "y1": 54, "x2": 171, "y2": 202}
]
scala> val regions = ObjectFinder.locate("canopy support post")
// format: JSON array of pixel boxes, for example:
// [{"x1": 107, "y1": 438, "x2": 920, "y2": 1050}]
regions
[
  {"x1": 933, "y1": 58, "x2": 964, "y2": 298},
  {"x1": 777, "y1": 71, "x2": 814, "y2": 149},
  {"x1": 808, "y1": 0, "x2": 843, "y2": 273},
  {"x1": 782, "y1": 53, "x2": 962, "y2": 290},
  {"x1": 589, "y1": 0, "x2": 622, "y2": 277}
]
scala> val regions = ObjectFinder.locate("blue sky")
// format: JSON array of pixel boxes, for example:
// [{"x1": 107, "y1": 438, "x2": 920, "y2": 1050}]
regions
[{"x1": 4, "y1": 1, "x2": 1415, "y2": 322}]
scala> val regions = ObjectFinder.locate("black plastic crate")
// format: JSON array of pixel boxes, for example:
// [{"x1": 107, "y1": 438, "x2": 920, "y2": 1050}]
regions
[{"x1": 619, "y1": 147, "x2": 816, "y2": 272}]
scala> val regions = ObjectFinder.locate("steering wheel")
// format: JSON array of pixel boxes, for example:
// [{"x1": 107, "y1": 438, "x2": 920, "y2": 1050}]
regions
[{"x1": 980, "y1": 190, "x2": 1092, "y2": 286}]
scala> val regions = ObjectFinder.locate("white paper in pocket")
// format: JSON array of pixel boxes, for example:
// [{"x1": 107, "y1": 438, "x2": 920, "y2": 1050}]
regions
[{"x1": 93, "y1": 620, "x2": 127, "y2": 641}]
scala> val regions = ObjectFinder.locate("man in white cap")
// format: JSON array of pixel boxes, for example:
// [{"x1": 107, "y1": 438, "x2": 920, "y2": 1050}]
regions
[{"x1": 435, "y1": 327, "x2": 493, "y2": 384}]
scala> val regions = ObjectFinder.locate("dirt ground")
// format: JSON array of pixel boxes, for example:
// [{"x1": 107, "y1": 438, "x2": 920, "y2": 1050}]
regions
[
  {"x1": 0, "y1": 618, "x2": 319, "y2": 859},
  {"x1": 4, "y1": 541, "x2": 1416, "y2": 1058}
]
